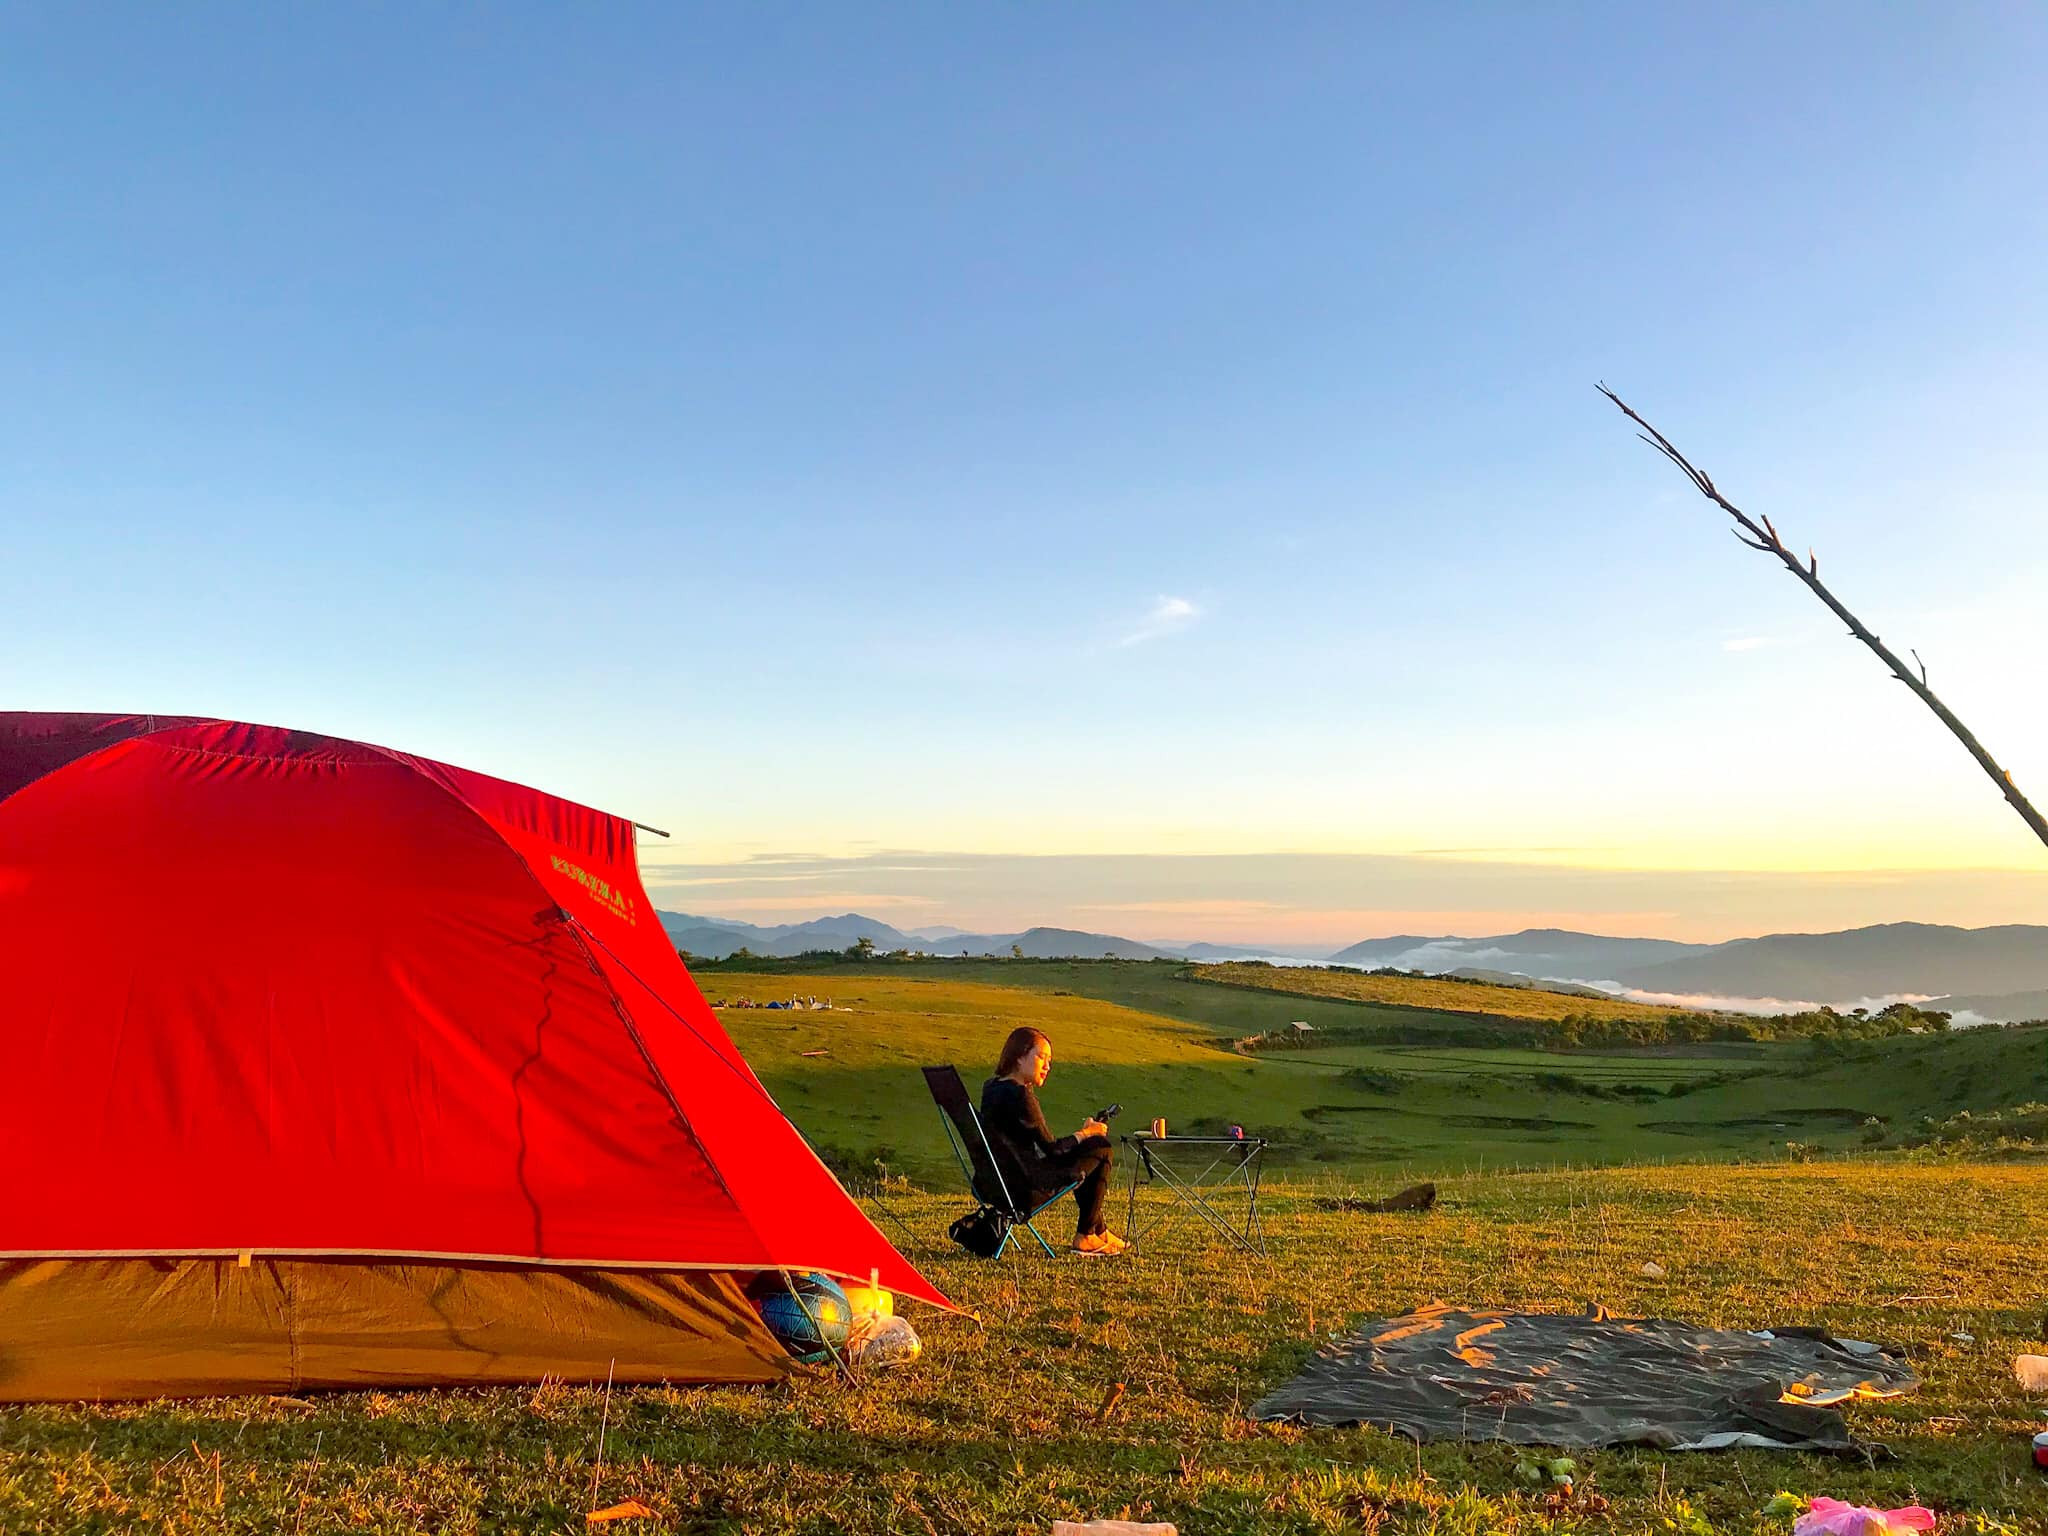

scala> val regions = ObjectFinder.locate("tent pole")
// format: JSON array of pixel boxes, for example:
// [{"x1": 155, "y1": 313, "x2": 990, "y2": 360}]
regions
[
  {"x1": 568, "y1": 919, "x2": 940, "y2": 1305},
  {"x1": 776, "y1": 1266, "x2": 859, "y2": 1387}
]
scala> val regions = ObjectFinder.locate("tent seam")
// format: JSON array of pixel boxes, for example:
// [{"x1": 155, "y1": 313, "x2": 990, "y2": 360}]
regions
[
  {"x1": 350, "y1": 739, "x2": 761, "y2": 1254},
  {"x1": 566, "y1": 925, "x2": 911, "y2": 1267},
  {"x1": 553, "y1": 916, "x2": 753, "y2": 1222}
]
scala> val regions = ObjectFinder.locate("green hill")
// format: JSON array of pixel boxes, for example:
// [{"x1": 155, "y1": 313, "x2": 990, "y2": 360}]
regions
[
  {"x1": 1190, "y1": 960, "x2": 1681, "y2": 1025},
  {"x1": 706, "y1": 969, "x2": 2048, "y2": 1185}
]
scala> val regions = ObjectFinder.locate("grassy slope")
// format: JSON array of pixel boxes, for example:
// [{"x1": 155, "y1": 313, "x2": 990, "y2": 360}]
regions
[
  {"x1": 705, "y1": 974, "x2": 1270, "y2": 1183},
  {"x1": 1273, "y1": 1045, "x2": 1771, "y2": 1082},
  {"x1": 704, "y1": 958, "x2": 1484, "y2": 1039},
  {"x1": 708, "y1": 972, "x2": 2048, "y2": 1185},
  {"x1": 714, "y1": 969, "x2": 1678, "y2": 1181},
  {"x1": 8, "y1": 1164, "x2": 2045, "y2": 1534},
  {"x1": 1191, "y1": 961, "x2": 1681, "y2": 1024}
]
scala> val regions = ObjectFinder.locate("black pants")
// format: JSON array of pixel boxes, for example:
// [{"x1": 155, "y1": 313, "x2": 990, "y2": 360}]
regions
[{"x1": 1031, "y1": 1134, "x2": 1114, "y2": 1237}]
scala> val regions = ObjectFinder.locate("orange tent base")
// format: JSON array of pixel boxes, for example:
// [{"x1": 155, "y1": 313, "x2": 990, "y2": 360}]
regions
[{"x1": 0, "y1": 1258, "x2": 791, "y2": 1401}]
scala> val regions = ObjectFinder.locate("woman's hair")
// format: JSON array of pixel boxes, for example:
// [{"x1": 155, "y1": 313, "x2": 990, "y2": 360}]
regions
[{"x1": 995, "y1": 1026, "x2": 1048, "y2": 1078}]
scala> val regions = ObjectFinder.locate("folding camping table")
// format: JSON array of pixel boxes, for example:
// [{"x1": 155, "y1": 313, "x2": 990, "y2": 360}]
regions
[{"x1": 1121, "y1": 1132, "x2": 1269, "y2": 1257}]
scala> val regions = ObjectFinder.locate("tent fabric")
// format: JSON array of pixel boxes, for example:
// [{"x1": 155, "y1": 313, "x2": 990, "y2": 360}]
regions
[
  {"x1": 1252, "y1": 1304, "x2": 1917, "y2": 1453},
  {"x1": 0, "y1": 1260, "x2": 789, "y2": 1399},
  {"x1": 0, "y1": 712, "x2": 947, "y2": 1397},
  {"x1": 0, "y1": 711, "x2": 206, "y2": 803}
]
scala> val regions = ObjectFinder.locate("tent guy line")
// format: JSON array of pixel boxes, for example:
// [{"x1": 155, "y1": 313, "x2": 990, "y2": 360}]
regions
[{"x1": 568, "y1": 915, "x2": 899, "y2": 1223}]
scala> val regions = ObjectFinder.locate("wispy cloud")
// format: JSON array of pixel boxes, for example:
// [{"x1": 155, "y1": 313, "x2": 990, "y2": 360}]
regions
[
  {"x1": 642, "y1": 861, "x2": 967, "y2": 882},
  {"x1": 652, "y1": 873, "x2": 833, "y2": 887},
  {"x1": 1409, "y1": 846, "x2": 1610, "y2": 859},
  {"x1": 1117, "y1": 594, "x2": 1202, "y2": 647},
  {"x1": 1077, "y1": 899, "x2": 1291, "y2": 915},
  {"x1": 650, "y1": 889, "x2": 939, "y2": 913}
]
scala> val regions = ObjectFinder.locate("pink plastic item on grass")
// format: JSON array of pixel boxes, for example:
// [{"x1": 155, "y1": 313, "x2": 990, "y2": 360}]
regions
[{"x1": 1791, "y1": 1496, "x2": 1936, "y2": 1536}]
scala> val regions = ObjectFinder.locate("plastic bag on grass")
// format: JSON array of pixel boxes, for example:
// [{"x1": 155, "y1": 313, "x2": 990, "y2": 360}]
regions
[
  {"x1": 1792, "y1": 1497, "x2": 1934, "y2": 1536},
  {"x1": 846, "y1": 1313, "x2": 921, "y2": 1369}
]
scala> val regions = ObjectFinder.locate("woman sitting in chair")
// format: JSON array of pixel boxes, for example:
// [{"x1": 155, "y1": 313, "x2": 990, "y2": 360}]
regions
[{"x1": 981, "y1": 1026, "x2": 1127, "y2": 1255}]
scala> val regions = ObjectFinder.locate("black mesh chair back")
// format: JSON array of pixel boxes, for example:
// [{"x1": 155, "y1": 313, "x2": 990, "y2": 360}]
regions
[{"x1": 921, "y1": 1064, "x2": 1027, "y2": 1212}]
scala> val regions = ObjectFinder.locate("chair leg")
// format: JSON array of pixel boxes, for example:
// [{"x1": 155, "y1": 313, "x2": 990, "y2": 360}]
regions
[{"x1": 1016, "y1": 1181, "x2": 1079, "y2": 1259}]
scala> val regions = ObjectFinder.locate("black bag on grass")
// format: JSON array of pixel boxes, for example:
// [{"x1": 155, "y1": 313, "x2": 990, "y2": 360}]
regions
[{"x1": 947, "y1": 1205, "x2": 1010, "y2": 1259}]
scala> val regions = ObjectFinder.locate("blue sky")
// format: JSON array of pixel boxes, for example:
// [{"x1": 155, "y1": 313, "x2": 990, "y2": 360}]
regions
[{"x1": 7, "y1": 6, "x2": 2048, "y2": 941}]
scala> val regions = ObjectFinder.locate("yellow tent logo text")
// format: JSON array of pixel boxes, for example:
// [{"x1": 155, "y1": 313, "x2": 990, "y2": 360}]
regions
[{"x1": 548, "y1": 854, "x2": 639, "y2": 927}]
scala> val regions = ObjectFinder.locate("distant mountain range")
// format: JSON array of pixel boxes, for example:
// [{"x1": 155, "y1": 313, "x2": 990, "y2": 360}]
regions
[
  {"x1": 1330, "y1": 923, "x2": 2048, "y2": 1017},
  {"x1": 1610, "y1": 923, "x2": 2048, "y2": 1002},
  {"x1": 659, "y1": 910, "x2": 1303, "y2": 964},
  {"x1": 658, "y1": 910, "x2": 2048, "y2": 1021},
  {"x1": 659, "y1": 910, "x2": 1179, "y2": 961}
]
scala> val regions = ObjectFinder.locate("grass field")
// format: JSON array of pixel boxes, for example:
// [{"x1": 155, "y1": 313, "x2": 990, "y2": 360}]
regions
[
  {"x1": 705, "y1": 971, "x2": 2048, "y2": 1184},
  {"x1": 1190, "y1": 962, "x2": 1680, "y2": 1026},
  {"x1": 711, "y1": 959, "x2": 1502, "y2": 1042},
  {"x1": 1267, "y1": 1043, "x2": 1772, "y2": 1084},
  {"x1": 7, "y1": 1163, "x2": 2045, "y2": 1533}
]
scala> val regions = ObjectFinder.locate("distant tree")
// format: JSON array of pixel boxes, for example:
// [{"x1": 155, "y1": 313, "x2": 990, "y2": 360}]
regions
[
  {"x1": 1010, "y1": 943, "x2": 1024, "y2": 960},
  {"x1": 1877, "y1": 1000, "x2": 1952, "y2": 1033},
  {"x1": 731, "y1": 945, "x2": 756, "y2": 963},
  {"x1": 848, "y1": 935, "x2": 876, "y2": 961}
]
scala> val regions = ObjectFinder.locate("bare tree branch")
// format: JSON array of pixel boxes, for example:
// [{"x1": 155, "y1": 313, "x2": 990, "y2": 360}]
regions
[{"x1": 1598, "y1": 384, "x2": 2048, "y2": 853}]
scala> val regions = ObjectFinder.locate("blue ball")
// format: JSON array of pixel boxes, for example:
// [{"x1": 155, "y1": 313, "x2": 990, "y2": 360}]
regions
[{"x1": 750, "y1": 1272, "x2": 853, "y2": 1363}]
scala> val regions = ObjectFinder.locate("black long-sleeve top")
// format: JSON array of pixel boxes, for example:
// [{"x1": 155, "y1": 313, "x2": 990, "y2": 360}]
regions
[{"x1": 980, "y1": 1076, "x2": 1077, "y2": 1168}]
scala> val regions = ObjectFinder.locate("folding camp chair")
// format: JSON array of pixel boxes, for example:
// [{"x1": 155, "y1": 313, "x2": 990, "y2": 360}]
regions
[{"x1": 921, "y1": 1065, "x2": 1078, "y2": 1259}]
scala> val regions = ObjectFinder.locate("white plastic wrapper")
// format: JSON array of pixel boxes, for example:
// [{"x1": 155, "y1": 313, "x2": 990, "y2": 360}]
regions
[{"x1": 846, "y1": 1313, "x2": 921, "y2": 1368}]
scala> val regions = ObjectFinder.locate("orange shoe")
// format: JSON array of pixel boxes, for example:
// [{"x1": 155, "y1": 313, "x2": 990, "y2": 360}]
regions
[{"x1": 1073, "y1": 1231, "x2": 1129, "y2": 1256}]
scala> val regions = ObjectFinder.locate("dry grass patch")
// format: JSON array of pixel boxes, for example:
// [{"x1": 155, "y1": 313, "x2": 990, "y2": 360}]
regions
[{"x1": 1194, "y1": 962, "x2": 1685, "y2": 1026}]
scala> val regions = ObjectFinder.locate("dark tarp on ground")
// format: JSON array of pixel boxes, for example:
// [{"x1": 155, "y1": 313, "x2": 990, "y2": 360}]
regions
[
  {"x1": 0, "y1": 1260, "x2": 791, "y2": 1401},
  {"x1": 1251, "y1": 1303, "x2": 1917, "y2": 1453}
]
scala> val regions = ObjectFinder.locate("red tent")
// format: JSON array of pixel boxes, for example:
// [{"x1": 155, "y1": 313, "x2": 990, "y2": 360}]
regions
[{"x1": 0, "y1": 712, "x2": 946, "y2": 1400}]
